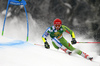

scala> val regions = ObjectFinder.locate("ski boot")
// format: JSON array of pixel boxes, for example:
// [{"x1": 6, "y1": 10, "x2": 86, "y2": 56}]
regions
[
  {"x1": 81, "y1": 52, "x2": 93, "y2": 61},
  {"x1": 61, "y1": 46, "x2": 72, "y2": 55},
  {"x1": 88, "y1": 57, "x2": 93, "y2": 61}
]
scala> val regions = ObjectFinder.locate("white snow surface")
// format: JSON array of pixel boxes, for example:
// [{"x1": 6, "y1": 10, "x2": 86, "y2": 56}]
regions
[
  {"x1": 0, "y1": 13, "x2": 100, "y2": 66},
  {"x1": 0, "y1": 36, "x2": 100, "y2": 66}
]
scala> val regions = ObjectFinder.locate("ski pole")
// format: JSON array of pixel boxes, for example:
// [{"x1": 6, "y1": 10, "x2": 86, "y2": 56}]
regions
[
  {"x1": 77, "y1": 42, "x2": 100, "y2": 43},
  {"x1": 34, "y1": 44, "x2": 44, "y2": 46},
  {"x1": 34, "y1": 42, "x2": 100, "y2": 47}
]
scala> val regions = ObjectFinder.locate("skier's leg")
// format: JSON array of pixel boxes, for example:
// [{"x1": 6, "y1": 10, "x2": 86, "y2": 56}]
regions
[
  {"x1": 59, "y1": 37, "x2": 93, "y2": 60},
  {"x1": 52, "y1": 42, "x2": 59, "y2": 49},
  {"x1": 80, "y1": 52, "x2": 93, "y2": 61},
  {"x1": 52, "y1": 37, "x2": 72, "y2": 55},
  {"x1": 59, "y1": 37, "x2": 76, "y2": 51}
]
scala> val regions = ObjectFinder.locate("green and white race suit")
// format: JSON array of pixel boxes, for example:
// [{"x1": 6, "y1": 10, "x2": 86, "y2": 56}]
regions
[{"x1": 42, "y1": 25, "x2": 82, "y2": 55}]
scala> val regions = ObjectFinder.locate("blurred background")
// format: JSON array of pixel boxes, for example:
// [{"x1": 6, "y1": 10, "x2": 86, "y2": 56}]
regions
[{"x1": 0, "y1": 0, "x2": 100, "y2": 55}]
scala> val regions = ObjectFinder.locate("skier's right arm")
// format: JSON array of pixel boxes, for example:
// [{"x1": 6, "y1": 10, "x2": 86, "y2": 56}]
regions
[{"x1": 42, "y1": 27, "x2": 50, "y2": 49}]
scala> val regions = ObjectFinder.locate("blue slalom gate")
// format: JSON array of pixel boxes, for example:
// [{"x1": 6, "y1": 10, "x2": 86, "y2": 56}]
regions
[{"x1": 2, "y1": 0, "x2": 29, "y2": 41}]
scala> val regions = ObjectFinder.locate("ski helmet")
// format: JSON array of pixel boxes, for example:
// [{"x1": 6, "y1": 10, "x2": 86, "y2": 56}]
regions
[
  {"x1": 53, "y1": 18, "x2": 62, "y2": 30},
  {"x1": 54, "y1": 18, "x2": 62, "y2": 26}
]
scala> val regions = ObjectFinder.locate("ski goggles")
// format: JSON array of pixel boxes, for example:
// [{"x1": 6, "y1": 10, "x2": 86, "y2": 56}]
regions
[{"x1": 54, "y1": 24, "x2": 61, "y2": 27}]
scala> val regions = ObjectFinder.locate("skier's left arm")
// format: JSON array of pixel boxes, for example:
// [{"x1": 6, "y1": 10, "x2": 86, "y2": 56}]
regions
[{"x1": 62, "y1": 25, "x2": 77, "y2": 44}]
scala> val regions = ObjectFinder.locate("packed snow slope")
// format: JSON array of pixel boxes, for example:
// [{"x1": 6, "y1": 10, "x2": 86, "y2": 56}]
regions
[
  {"x1": 0, "y1": 13, "x2": 100, "y2": 66},
  {"x1": 0, "y1": 36, "x2": 100, "y2": 66}
]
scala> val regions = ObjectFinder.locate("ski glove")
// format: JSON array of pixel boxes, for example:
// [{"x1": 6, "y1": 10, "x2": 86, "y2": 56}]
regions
[
  {"x1": 71, "y1": 38, "x2": 77, "y2": 44},
  {"x1": 44, "y1": 42, "x2": 50, "y2": 49}
]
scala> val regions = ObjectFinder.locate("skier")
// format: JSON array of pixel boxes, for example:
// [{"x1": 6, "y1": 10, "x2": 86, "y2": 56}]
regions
[{"x1": 42, "y1": 18, "x2": 93, "y2": 61}]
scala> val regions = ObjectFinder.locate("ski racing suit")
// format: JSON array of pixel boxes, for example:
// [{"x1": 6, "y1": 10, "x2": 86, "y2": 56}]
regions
[{"x1": 42, "y1": 25, "x2": 82, "y2": 55}]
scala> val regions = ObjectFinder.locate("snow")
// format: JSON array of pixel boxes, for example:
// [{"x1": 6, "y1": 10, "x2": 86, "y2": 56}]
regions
[
  {"x1": 2, "y1": 8, "x2": 12, "y2": 17},
  {"x1": 0, "y1": 13, "x2": 100, "y2": 66},
  {"x1": 0, "y1": 37, "x2": 100, "y2": 66}
]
